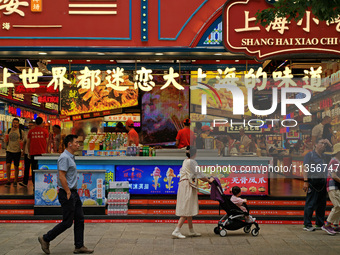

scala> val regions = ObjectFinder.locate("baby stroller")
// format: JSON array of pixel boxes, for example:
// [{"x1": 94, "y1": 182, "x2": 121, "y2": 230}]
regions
[{"x1": 210, "y1": 178, "x2": 260, "y2": 237}]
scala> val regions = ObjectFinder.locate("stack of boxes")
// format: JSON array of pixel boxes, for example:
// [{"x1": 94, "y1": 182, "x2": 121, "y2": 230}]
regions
[{"x1": 107, "y1": 181, "x2": 130, "y2": 215}]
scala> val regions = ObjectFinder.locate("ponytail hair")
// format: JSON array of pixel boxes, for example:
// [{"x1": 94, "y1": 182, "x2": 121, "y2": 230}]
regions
[{"x1": 186, "y1": 146, "x2": 197, "y2": 158}]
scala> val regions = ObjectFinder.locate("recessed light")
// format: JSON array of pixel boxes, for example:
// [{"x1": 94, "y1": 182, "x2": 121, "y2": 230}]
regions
[
  {"x1": 155, "y1": 60, "x2": 160, "y2": 62},
  {"x1": 216, "y1": 60, "x2": 220, "y2": 62},
  {"x1": 137, "y1": 60, "x2": 141, "y2": 62},
  {"x1": 39, "y1": 52, "x2": 47, "y2": 55},
  {"x1": 235, "y1": 60, "x2": 239, "y2": 62},
  {"x1": 214, "y1": 53, "x2": 222, "y2": 56},
  {"x1": 110, "y1": 60, "x2": 114, "y2": 62},
  {"x1": 47, "y1": 60, "x2": 51, "y2": 62},
  {"x1": 68, "y1": 60, "x2": 73, "y2": 62},
  {"x1": 97, "y1": 53, "x2": 105, "y2": 55},
  {"x1": 86, "y1": 60, "x2": 91, "y2": 62},
  {"x1": 155, "y1": 53, "x2": 163, "y2": 55},
  {"x1": 192, "y1": 60, "x2": 196, "y2": 62}
]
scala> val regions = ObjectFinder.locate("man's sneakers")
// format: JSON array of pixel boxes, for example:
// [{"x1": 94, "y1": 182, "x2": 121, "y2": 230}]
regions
[
  {"x1": 315, "y1": 225, "x2": 322, "y2": 230},
  {"x1": 172, "y1": 230, "x2": 186, "y2": 239},
  {"x1": 321, "y1": 225, "x2": 336, "y2": 235},
  {"x1": 303, "y1": 226, "x2": 316, "y2": 231},
  {"x1": 19, "y1": 182, "x2": 27, "y2": 187},
  {"x1": 74, "y1": 246, "x2": 94, "y2": 254},
  {"x1": 38, "y1": 236, "x2": 50, "y2": 254}
]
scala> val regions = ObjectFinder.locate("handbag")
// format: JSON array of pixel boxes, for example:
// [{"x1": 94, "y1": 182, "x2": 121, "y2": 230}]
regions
[{"x1": 189, "y1": 178, "x2": 198, "y2": 189}]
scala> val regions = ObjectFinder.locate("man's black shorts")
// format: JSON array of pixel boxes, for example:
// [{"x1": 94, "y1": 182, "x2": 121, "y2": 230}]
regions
[{"x1": 6, "y1": 151, "x2": 21, "y2": 166}]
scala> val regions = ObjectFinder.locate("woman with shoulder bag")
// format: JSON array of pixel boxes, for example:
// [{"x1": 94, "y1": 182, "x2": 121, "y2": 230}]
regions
[{"x1": 172, "y1": 146, "x2": 214, "y2": 239}]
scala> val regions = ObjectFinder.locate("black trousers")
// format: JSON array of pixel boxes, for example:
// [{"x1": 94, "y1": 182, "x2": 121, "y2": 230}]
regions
[
  {"x1": 22, "y1": 154, "x2": 31, "y2": 185},
  {"x1": 43, "y1": 189, "x2": 85, "y2": 248}
]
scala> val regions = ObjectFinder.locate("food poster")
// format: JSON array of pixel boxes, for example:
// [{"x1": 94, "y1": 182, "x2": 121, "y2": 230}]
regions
[
  {"x1": 35, "y1": 171, "x2": 105, "y2": 206},
  {"x1": 197, "y1": 165, "x2": 268, "y2": 196},
  {"x1": 141, "y1": 86, "x2": 189, "y2": 145},
  {"x1": 61, "y1": 71, "x2": 138, "y2": 116},
  {"x1": 190, "y1": 70, "x2": 252, "y2": 118},
  {"x1": 115, "y1": 165, "x2": 181, "y2": 194}
]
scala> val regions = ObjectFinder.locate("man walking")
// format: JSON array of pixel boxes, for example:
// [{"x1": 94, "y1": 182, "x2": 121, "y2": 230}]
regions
[
  {"x1": 4, "y1": 118, "x2": 23, "y2": 187},
  {"x1": 303, "y1": 138, "x2": 330, "y2": 232},
  {"x1": 27, "y1": 117, "x2": 49, "y2": 186},
  {"x1": 38, "y1": 135, "x2": 94, "y2": 254}
]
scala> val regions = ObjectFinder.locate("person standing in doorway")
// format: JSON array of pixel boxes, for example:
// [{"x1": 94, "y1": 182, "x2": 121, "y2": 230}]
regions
[
  {"x1": 19, "y1": 121, "x2": 36, "y2": 187},
  {"x1": 4, "y1": 118, "x2": 23, "y2": 187},
  {"x1": 38, "y1": 135, "x2": 94, "y2": 254},
  {"x1": 27, "y1": 117, "x2": 49, "y2": 186}
]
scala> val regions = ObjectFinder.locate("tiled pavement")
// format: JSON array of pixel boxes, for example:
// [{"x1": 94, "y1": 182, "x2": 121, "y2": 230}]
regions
[{"x1": 0, "y1": 223, "x2": 339, "y2": 255}]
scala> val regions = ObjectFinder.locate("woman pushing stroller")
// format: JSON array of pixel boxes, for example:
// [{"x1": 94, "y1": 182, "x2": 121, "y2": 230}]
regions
[{"x1": 172, "y1": 146, "x2": 214, "y2": 239}]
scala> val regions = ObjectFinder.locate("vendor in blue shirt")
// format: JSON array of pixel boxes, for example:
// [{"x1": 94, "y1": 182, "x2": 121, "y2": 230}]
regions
[{"x1": 302, "y1": 138, "x2": 330, "y2": 232}]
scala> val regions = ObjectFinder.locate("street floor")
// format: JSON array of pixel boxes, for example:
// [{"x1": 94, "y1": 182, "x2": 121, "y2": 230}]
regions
[{"x1": 0, "y1": 223, "x2": 339, "y2": 255}]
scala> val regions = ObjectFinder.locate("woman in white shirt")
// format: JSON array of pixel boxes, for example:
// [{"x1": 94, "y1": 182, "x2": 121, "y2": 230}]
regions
[{"x1": 172, "y1": 146, "x2": 213, "y2": 239}]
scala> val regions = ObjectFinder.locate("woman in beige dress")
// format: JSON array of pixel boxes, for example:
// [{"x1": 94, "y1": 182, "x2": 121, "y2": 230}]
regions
[{"x1": 172, "y1": 146, "x2": 213, "y2": 239}]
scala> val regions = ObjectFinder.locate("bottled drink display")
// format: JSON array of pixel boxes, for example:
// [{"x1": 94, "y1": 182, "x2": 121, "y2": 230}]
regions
[{"x1": 107, "y1": 181, "x2": 130, "y2": 215}]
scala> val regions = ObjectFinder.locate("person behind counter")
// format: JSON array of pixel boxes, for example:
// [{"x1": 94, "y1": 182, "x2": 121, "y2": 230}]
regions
[
  {"x1": 172, "y1": 146, "x2": 214, "y2": 238},
  {"x1": 19, "y1": 121, "x2": 36, "y2": 188},
  {"x1": 322, "y1": 123, "x2": 336, "y2": 153},
  {"x1": 4, "y1": 118, "x2": 23, "y2": 187},
  {"x1": 312, "y1": 116, "x2": 331, "y2": 145},
  {"x1": 239, "y1": 128, "x2": 251, "y2": 152},
  {"x1": 175, "y1": 118, "x2": 196, "y2": 148},
  {"x1": 52, "y1": 125, "x2": 61, "y2": 153},
  {"x1": 126, "y1": 119, "x2": 139, "y2": 146}
]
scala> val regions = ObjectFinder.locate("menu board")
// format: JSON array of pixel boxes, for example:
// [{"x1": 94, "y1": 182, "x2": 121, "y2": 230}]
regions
[{"x1": 61, "y1": 71, "x2": 138, "y2": 116}]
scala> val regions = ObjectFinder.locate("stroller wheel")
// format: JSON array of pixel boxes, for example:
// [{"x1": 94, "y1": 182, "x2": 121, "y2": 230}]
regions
[
  {"x1": 214, "y1": 227, "x2": 220, "y2": 235},
  {"x1": 243, "y1": 225, "x2": 251, "y2": 233},
  {"x1": 251, "y1": 228, "x2": 259, "y2": 236},
  {"x1": 219, "y1": 229, "x2": 227, "y2": 237}
]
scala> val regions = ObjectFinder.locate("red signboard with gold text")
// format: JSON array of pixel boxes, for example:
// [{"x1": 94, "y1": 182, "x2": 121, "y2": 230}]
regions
[{"x1": 223, "y1": 0, "x2": 340, "y2": 60}]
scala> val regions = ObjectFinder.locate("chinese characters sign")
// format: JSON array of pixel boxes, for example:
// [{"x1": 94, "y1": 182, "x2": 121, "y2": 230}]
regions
[{"x1": 223, "y1": 0, "x2": 340, "y2": 60}]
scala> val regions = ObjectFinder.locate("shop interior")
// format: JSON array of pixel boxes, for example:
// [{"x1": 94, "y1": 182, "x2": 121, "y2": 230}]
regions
[{"x1": 0, "y1": 55, "x2": 339, "y2": 200}]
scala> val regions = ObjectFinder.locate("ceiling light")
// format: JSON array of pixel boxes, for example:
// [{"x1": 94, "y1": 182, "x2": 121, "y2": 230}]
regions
[
  {"x1": 235, "y1": 60, "x2": 239, "y2": 62},
  {"x1": 214, "y1": 53, "x2": 222, "y2": 56},
  {"x1": 192, "y1": 60, "x2": 196, "y2": 62},
  {"x1": 110, "y1": 60, "x2": 114, "y2": 62},
  {"x1": 155, "y1": 60, "x2": 160, "y2": 62},
  {"x1": 216, "y1": 60, "x2": 220, "y2": 62},
  {"x1": 86, "y1": 60, "x2": 91, "y2": 62},
  {"x1": 137, "y1": 60, "x2": 141, "y2": 62},
  {"x1": 97, "y1": 53, "x2": 105, "y2": 55},
  {"x1": 39, "y1": 52, "x2": 47, "y2": 55},
  {"x1": 155, "y1": 53, "x2": 163, "y2": 55},
  {"x1": 47, "y1": 60, "x2": 51, "y2": 62}
]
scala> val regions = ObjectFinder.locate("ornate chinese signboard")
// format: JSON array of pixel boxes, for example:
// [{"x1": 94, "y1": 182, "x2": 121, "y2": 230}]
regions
[{"x1": 223, "y1": 0, "x2": 340, "y2": 60}]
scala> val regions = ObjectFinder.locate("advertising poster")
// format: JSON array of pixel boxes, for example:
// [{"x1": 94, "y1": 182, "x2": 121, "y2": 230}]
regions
[
  {"x1": 141, "y1": 86, "x2": 189, "y2": 145},
  {"x1": 35, "y1": 170, "x2": 105, "y2": 206},
  {"x1": 115, "y1": 165, "x2": 181, "y2": 194},
  {"x1": 61, "y1": 71, "x2": 138, "y2": 116},
  {"x1": 197, "y1": 165, "x2": 268, "y2": 196}
]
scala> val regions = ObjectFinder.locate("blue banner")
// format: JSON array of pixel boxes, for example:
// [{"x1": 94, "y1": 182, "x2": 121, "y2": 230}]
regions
[{"x1": 115, "y1": 165, "x2": 182, "y2": 194}]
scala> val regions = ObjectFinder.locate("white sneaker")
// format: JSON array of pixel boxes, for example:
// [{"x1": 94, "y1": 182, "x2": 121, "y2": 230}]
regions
[
  {"x1": 188, "y1": 232, "x2": 201, "y2": 237},
  {"x1": 172, "y1": 230, "x2": 186, "y2": 239}
]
